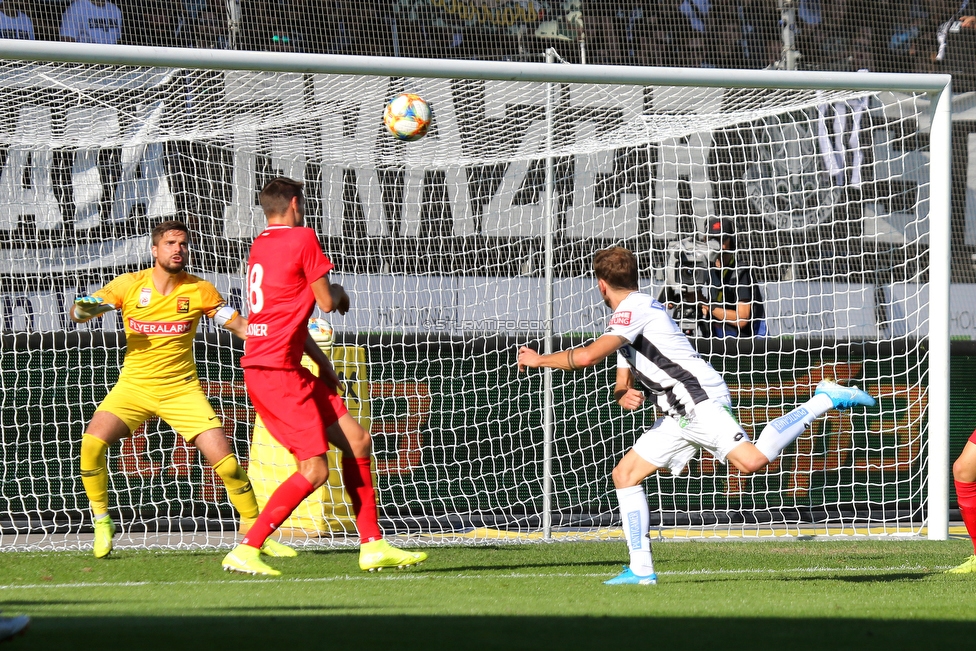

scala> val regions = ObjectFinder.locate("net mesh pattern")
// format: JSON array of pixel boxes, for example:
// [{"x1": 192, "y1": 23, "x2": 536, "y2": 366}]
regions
[{"x1": 0, "y1": 58, "x2": 935, "y2": 549}]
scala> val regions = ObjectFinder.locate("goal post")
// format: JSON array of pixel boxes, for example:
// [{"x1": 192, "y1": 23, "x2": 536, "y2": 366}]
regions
[{"x1": 0, "y1": 40, "x2": 952, "y2": 548}]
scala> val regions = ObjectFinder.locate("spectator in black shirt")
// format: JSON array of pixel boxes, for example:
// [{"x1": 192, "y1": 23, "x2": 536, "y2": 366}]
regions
[{"x1": 701, "y1": 216, "x2": 766, "y2": 337}]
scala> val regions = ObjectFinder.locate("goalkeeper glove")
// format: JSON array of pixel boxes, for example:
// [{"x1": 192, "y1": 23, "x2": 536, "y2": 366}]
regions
[
  {"x1": 72, "y1": 296, "x2": 115, "y2": 322},
  {"x1": 308, "y1": 317, "x2": 334, "y2": 354}
]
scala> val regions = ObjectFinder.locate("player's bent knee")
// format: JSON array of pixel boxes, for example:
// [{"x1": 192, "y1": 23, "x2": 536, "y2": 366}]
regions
[
  {"x1": 298, "y1": 455, "x2": 330, "y2": 489},
  {"x1": 611, "y1": 464, "x2": 639, "y2": 489},
  {"x1": 953, "y1": 458, "x2": 976, "y2": 483},
  {"x1": 331, "y1": 414, "x2": 371, "y2": 457}
]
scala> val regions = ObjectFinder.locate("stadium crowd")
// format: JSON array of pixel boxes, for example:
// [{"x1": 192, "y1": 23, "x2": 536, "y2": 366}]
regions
[{"x1": 0, "y1": 1, "x2": 973, "y2": 82}]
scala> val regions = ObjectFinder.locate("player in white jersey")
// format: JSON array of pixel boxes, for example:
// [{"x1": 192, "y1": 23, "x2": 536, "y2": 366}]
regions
[{"x1": 518, "y1": 246, "x2": 875, "y2": 585}]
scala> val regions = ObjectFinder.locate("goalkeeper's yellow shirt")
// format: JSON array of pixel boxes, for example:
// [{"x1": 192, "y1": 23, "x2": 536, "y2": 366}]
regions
[{"x1": 93, "y1": 269, "x2": 227, "y2": 384}]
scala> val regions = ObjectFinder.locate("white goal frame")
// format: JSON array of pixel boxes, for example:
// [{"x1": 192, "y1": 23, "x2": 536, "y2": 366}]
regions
[{"x1": 0, "y1": 39, "x2": 953, "y2": 542}]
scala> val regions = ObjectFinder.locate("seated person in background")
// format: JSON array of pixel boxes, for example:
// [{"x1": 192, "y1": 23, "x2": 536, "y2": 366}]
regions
[
  {"x1": 701, "y1": 216, "x2": 766, "y2": 337},
  {"x1": 0, "y1": 0, "x2": 35, "y2": 40},
  {"x1": 60, "y1": 0, "x2": 122, "y2": 44}
]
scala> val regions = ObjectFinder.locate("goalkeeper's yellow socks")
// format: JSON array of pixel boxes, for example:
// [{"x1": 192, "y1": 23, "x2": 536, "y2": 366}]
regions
[
  {"x1": 341, "y1": 456, "x2": 382, "y2": 543},
  {"x1": 80, "y1": 434, "x2": 110, "y2": 517},
  {"x1": 212, "y1": 453, "x2": 259, "y2": 520}
]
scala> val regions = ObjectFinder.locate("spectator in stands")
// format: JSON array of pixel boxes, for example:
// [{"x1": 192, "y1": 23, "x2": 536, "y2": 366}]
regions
[
  {"x1": 738, "y1": 0, "x2": 781, "y2": 69},
  {"x1": 849, "y1": 24, "x2": 876, "y2": 69},
  {"x1": 705, "y1": 2, "x2": 746, "y2": 68},
  {"x1": 700, "y1": 216, "x2": 766, "y2": 338},
  {"x1": 60, "y1": 0, "x2": 123, "y2": 45},
  {"x1": 935, "y1": 0, "x2": 976, "y2": 89},
  {"x1": 0, "y1": 0, "x2": 35, "y2": 40},
  {"x1": 192, "y1": 1, "x2": 229, "y2": 50},
  {"x1": 673, "y1": 0, "x2": 710, "y2": 67},
  {"x1": 581, "y1": 0, "x2": 623, "y2": 64},
  {"x1": 123, "y1": 0, "x2": 189, "y2": 47}
]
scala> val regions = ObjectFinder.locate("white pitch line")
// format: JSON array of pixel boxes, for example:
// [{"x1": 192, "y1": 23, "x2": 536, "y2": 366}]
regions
[{"x1": 0, "y1": 564, "x2": 944, "y2": 591}]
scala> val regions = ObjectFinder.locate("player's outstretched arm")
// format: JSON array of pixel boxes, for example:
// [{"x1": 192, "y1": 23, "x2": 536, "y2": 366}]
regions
[
  {"x1": 212, "y1": 306, "x2": 248, "y2": 339},
  {"x1": 69, "y1": 296, "x2": 115, "y2": 323},
  {"x1": 613, "y1": 367, "x2": 645, "y2": 410},
  {"x1": 517, "y1": 334, "x2": 628, "y2": 372}
]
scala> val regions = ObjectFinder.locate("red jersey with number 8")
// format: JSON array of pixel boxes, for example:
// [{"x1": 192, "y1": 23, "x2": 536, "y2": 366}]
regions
[{"x1": 241, "y1": 225, "x2": 333, "y2": 369}]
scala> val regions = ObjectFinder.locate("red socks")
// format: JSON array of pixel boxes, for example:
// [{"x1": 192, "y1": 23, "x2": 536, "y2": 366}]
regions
[
  {"x1": 241, "y1": 472, "x2": 315, "y2": 549},
  {"x1": 240, "y1": 459, "x2": 381, "y2": 547},
  {"x1": 955, "y1": 479, "x2": 976, "y2": 554},
  {"x1": 342, "y1": 456, "x2": 382, "y2": 543}
]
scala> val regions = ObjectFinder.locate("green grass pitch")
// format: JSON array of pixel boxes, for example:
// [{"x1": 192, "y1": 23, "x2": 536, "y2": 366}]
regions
[{"x1": 2, "y1": 540, "x2": 976, "y2": 650}]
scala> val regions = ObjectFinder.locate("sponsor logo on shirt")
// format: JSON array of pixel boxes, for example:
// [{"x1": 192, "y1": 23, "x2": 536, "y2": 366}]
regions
[
  {"x1": 138, "y1": 287, "x2": 151, "y2": 307},
  {"x1": 609, "y1": 311, "x2": 632, "y2": 326},
  {"x1": 176, "y1": 297, "x2": 190, "y2": 314},
  {"x1": 246, "y1": 323, "x2": 268, "y2": 337},
  {"x1": 128, "y1": 318, "x2": 192, "y2": 335}
]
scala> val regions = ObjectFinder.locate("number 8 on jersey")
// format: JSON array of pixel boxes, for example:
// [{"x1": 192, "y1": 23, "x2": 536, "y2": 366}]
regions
[{"x1": 248, "y1": 263, "x2": 264, "y2": 314}]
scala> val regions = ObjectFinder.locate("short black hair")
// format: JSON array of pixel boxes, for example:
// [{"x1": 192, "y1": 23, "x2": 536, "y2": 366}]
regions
[
  {"x1": 259, "y1": 177, "x2": 305, "y2": 216},
  {"x1": 151, "y1": 220, "x2": 189, "y2": 246}
]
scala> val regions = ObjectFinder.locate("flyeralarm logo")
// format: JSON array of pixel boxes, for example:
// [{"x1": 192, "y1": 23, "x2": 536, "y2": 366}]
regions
[{"x1": 128, "y1": 318, "x2": 192, "y2": 335}]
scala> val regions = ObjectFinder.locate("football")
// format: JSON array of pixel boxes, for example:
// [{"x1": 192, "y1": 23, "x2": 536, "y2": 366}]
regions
[
  {"x1": 308, "y1": 317, "x2": 334, "y2": 354},
  {"x1": 383, "y1": 92, "x2": 432, "y2": 141}
]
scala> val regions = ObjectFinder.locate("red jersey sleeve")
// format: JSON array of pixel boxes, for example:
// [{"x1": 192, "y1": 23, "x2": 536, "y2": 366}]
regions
[{"x1": 297, "y1": 228, "x2": 334, "y2": 285}]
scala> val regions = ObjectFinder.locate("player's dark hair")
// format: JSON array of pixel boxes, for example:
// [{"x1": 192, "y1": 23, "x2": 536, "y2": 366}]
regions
[
  {"x1": 151, "y1": 220, "x2": 189, "y2": 246},
  {"x1": 259, "y1": 177, "x2": 305, "y2": 216},
  {"x1": 593, "y1": 247, "x2": 638, "y2": 290}
]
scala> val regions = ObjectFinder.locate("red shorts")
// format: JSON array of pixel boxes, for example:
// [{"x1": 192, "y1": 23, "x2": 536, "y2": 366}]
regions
[{"x1": 244, "y1": 366, "x2": 348, "y2": 461}]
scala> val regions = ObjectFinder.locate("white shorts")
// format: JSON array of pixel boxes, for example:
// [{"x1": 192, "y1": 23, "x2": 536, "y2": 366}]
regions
[{"x1": 631, "y1": 397, "x2": 749, "y2": 475}]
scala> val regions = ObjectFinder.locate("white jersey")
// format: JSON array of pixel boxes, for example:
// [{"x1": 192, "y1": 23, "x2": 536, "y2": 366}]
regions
[
  {"x1": 607, "y1": 291, "x2": 729, "y2": 417},
  {"x1": 60, "y1": 0, "x2": 122, "y2": 44},
  {"x1": 0, "y1": 11, "x2": 34, "y2": 40}
]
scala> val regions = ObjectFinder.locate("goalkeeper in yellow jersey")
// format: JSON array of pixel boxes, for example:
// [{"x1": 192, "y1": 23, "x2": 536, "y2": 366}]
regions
[{"x1": 70, "y1": 220, "x2": 293, "y2": 560}]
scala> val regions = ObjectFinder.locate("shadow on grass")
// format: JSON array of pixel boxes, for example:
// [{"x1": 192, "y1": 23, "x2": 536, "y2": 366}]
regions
[
  {"x1": 416, "y1": 560, "x2": 616, "y2": 573},
  {"x1": 11, "y1": 615, "x2": 976, "y2": 651},
  {"x1": 671, "y1": 571, "x2": 934, "y2": 585}
]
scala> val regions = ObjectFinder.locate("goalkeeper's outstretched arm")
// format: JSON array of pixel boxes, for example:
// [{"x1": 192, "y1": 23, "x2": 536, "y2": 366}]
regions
[
  {"x1": 517, "y1": 334, "x2": 628, "y2": 372},
  {"x1": 69, "y1": 296, "x2": 115, "y2": 323},
  {"x1": 212, "y1": 306, "x2": 248, "y2": 339}
]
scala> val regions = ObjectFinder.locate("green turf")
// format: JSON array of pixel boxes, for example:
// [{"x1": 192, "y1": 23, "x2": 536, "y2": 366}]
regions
[{"x1": 2, "y1": 540, "x2": 976, "y2": 650}]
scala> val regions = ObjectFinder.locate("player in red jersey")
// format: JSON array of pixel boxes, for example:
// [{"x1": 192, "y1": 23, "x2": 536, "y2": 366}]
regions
[
  {"x1": 222, "y1": 177, "x2": 427, "y2": 576},
  {"x1": 948, "y1": 427, "x2": 976, "y2": 573}
]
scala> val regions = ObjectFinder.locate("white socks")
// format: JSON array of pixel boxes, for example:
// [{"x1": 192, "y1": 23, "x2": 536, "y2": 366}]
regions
[
  {"x1": 616, "y1": 485, "x2": 655, "y2": 576},
  {"x1": 754, "y1": 392, "x2": 834, "y2": 464}
]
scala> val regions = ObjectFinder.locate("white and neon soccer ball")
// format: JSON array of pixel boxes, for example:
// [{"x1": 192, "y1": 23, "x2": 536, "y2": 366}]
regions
[
  {"x1": 308, "y1": 317, "x2": 334, "y2": 353},
  {"x1": 383, "y1": 93, "x2": 432, "y2": 141}
]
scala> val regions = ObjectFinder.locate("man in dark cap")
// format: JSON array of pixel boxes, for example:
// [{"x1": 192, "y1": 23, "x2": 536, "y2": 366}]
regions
[{"x1": 701, "y1": 216, "x2": 766, "y2": 337}]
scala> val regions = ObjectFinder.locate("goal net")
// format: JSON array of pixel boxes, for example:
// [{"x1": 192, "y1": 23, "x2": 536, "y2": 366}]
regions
[{"x1": 0, "y1": 49, "x2": 948, "y2": 550}]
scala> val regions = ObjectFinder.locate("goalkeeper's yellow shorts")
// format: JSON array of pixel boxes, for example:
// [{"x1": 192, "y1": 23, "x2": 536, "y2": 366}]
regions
[{"x1": 96, "y1": 376, "x2": 221, "y2": 441}]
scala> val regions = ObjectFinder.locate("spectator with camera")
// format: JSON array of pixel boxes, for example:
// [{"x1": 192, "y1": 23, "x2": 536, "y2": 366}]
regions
[{"x1": 700, "y1": 216, "x2": 766, "y2": 338}]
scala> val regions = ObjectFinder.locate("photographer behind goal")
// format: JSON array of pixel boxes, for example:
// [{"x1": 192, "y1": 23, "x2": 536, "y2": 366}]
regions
[{"x1": 659, "y1": 217, "x2": 765, "y2": 338}]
